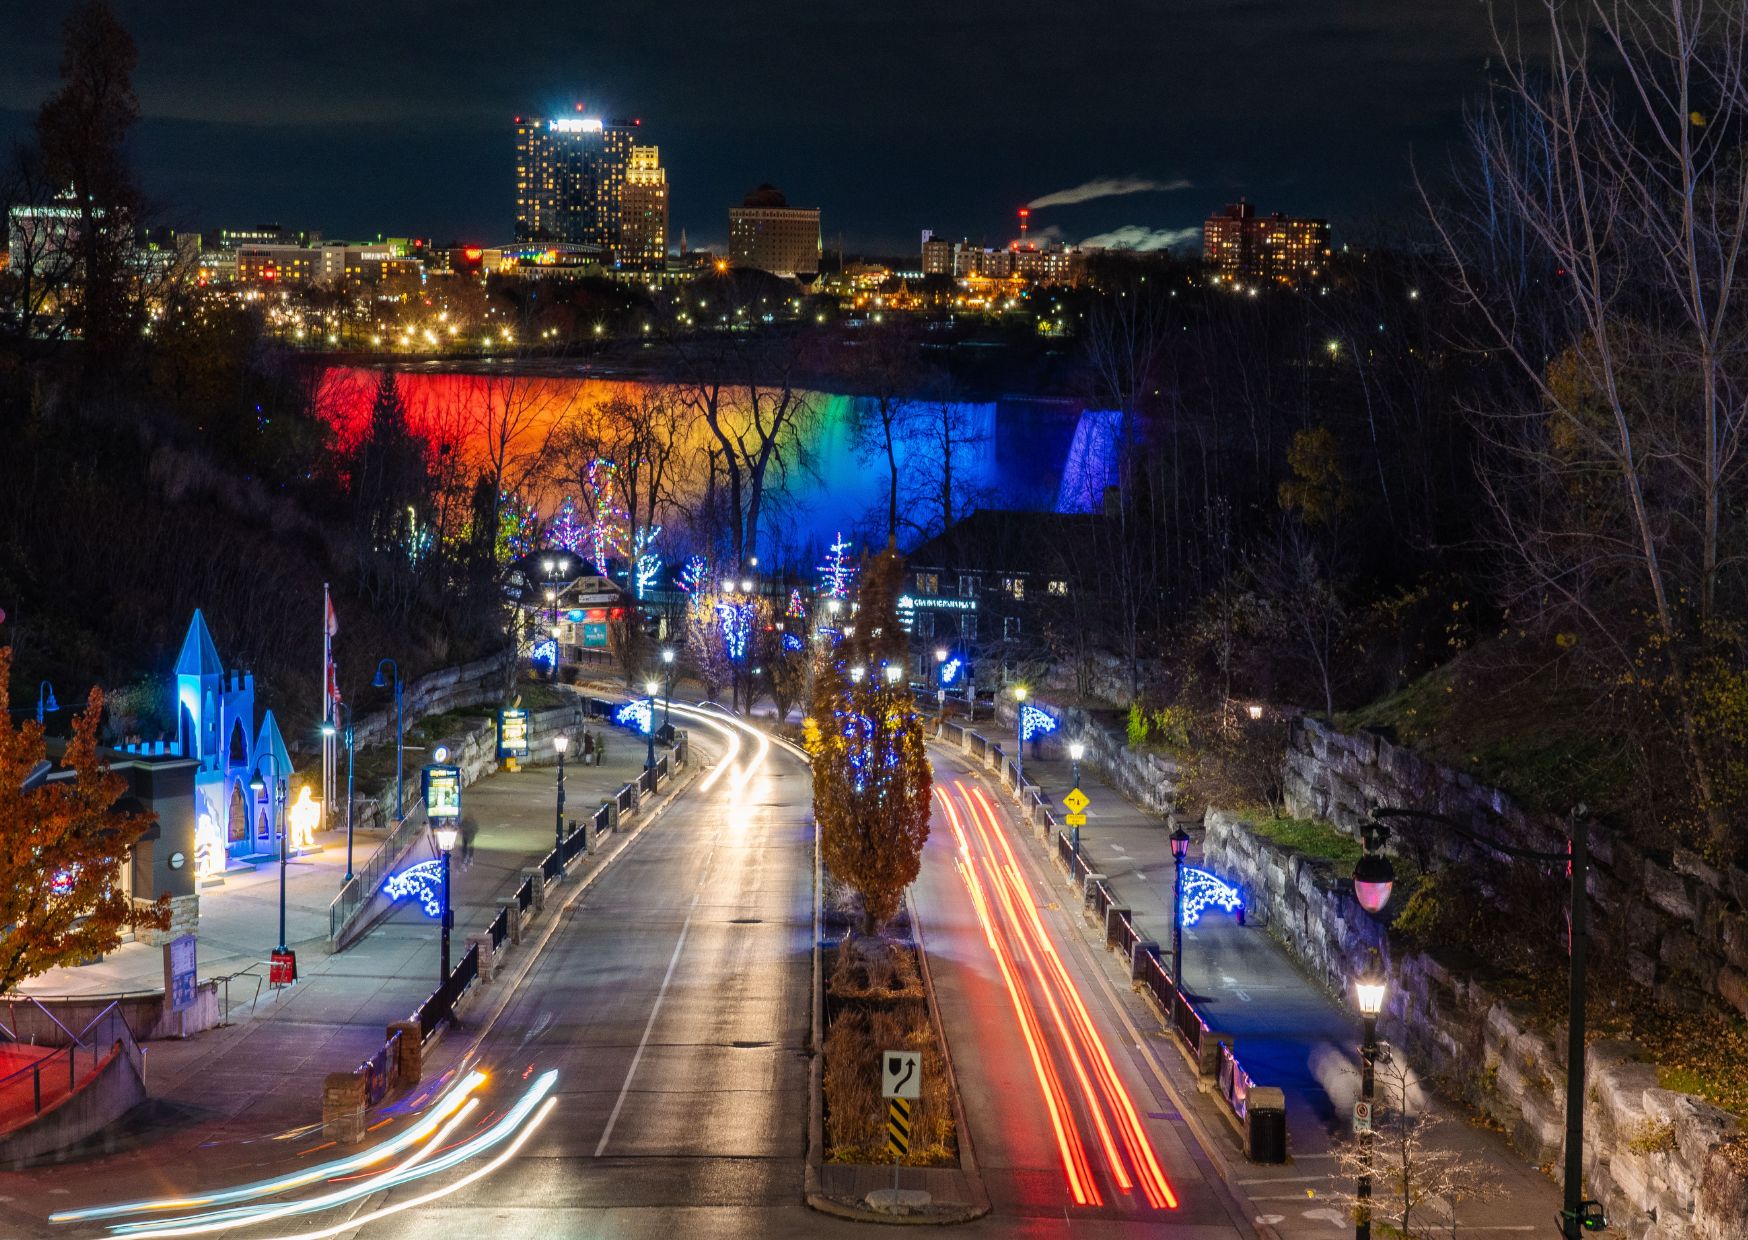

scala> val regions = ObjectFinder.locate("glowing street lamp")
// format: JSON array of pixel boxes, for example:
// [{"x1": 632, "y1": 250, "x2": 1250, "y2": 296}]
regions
[
  {"x1": 644, "y1": 679, "x2": 660, "y2": 770},
  {"x1": 660, "y1": 647, "x2": 675, "y2": 731},
  {"x1": 1354, "y1": 954, "x2": 1387, "y2": 1240},
  {"x1": 1170, "y1": 826, "x2": 1191, "y2": 986},
  {"x1": 850, "y1": 665, "x2": 866, "y2": 685},
  {"x1": 432, "y1": 820, "x2": 459, "y2": 980},
  {"x1": 553, "y1": 734, "x2": 570, "y2": 873},
  {"x1": 35, "y1": 681, "x2": 58, "y2": 725},
  {"x1": 1012, "y1": 685, "x2": 1028, "y2": 783}
]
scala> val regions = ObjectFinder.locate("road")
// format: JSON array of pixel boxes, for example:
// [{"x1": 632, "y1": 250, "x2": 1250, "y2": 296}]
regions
[{"x1": 37, "y1": 712, "x2": 1260, "y2": 1240}]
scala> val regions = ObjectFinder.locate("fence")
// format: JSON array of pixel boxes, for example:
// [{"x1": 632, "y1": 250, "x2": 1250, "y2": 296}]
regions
[
  {"x1": 357, "y1": 1027, "x2": 402, "y2": 1107},
  {"x1": 0, "y1": 1001, "x2": 140, "y2": 1124},
  {"x1": 329, "y1": 801, "x2": 428, "y2": 942},
  {"x1": 412, "y1": 942, "x2": 479, "y2": 1041},
  {"x1": 1217, "y1": 1041, "x2": 1254, "y2": 1119}
]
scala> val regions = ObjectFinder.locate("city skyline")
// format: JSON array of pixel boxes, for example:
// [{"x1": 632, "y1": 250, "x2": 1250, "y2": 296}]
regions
[{"x1": 0, "y1": 0, "x2": 1502, "y2": 254}]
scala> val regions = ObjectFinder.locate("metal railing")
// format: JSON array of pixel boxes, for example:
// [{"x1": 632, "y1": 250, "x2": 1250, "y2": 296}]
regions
[
  {"x1": 540, "y1": 848, "x2": 561, "y2": 883},
  {"x1": 357, "y1": 1028, "x2": 401, "y2": 1106},
  {"x1": 615, "y1": 783, "x2": 636, "y2": 815},
  {"x1": 487, "y1": 905, "x2": 510, "y2": 953},
  {"x1": 0, "y1": 1001, "x2": 139, "y2": 1122},
  {"x1": 1135, "y1": 946, "x2": 1208, "y2": 1059},
  {"x1": 515, "y1": 875, "x2": 535, "y2": 913},
  {"x1": 412, "y1": 941, "x2": 479, "y2": 1041},
  {"x1": 1218, "y1": 1041, "x2": 1254, "y2": 1119},
  {"x1": 329, "y1": 800, "x2": 428, "y2": 942}
]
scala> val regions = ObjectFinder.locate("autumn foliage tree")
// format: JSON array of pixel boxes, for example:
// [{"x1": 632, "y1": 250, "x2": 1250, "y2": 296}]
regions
[
  {"x1": 0, "y1": 649, "x2": 167, "y2": 993},
  {"x1": 807, "y1": 671, "x2": 932, "y2": 937}
]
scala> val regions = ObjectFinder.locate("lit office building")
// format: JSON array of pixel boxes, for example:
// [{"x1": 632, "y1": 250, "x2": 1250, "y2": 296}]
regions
[
  {"x1": 728, "y1": 185, "x2": 821, "y2": 279},
  {"x1": 619, "y1": 145, "x2": 669, "y2": 268},
  {"x1": 1202, "y1": 201, "x2": 1330, "y2": 284},
  {"x1": 514, "y1": 112, "x2": 639, "y2": 251}
]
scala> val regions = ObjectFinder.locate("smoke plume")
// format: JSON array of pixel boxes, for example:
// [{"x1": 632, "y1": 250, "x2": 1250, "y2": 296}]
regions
[
  {"x1": 1078, "y1": 225, "x2": 1201, "y2": 253},
  {"x1": 1027, "y1": 176, "x2": 1190, "y2": 209}
]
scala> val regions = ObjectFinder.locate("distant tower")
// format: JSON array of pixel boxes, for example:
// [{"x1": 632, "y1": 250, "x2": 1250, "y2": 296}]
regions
[{"x1": 1018, "y1": 207, "x2": 1030, "y2": 242}]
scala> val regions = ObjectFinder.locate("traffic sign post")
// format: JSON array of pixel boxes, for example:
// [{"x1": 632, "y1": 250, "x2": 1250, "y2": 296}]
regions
[
  {"x1": 1353, "y1": 1100, "x2": 1372, "y2": 1134},
  {"x1": 1065, "y1": 812, "x2": 1087, "y2": 827},
  {"x1": 1062, "y1": 787, "x2": 1090, "y2": 815},
  {"x1": 882, "y1": 1050, "x2": 920, "y2": 1188},
  {"x1": 887, "y1": 1097, "x2": 912, "y2": 1161}
]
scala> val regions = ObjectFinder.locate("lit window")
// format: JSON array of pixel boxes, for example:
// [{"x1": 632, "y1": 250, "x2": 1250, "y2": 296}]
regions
[{"x1": 1048, "y1": 579, "x2": 1069, "y2": 597}]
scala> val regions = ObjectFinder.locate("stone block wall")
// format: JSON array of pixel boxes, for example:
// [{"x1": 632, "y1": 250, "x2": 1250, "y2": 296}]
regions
[
  {"x1": 998, "y1": 697, "x2": 1180, "y2": 819},
  {"x1": 1283, "y1": 715, "x2": 1748, "y2": 1022},
  {"x1": 1205, "y1": 808, "x2": 1748, "y2": 1239}
]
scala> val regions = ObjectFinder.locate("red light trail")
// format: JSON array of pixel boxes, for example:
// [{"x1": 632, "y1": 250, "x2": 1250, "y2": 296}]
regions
[{"x1": 935, "y1": 781, "x2": 1179, "y2": 1212}]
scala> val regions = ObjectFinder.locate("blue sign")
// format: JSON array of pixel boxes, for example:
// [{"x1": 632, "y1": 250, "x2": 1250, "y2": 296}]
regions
[
  {"x1": 498, "y1": 708, "x2": 529, "y2": 758},
  {"x1": 582, "y1": 622, "x2": 608, "y2": 648}
]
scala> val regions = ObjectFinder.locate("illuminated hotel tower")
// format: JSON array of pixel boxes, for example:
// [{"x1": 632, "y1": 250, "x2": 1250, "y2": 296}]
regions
[{"x1": 513, "y1": 111, "x2": 639, "y2": 249}]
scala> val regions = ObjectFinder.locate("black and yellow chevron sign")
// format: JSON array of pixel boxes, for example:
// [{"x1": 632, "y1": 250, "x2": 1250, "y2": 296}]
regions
[{"x1": 886, "y1": 1097, "x2": 912, "y2": 1158}]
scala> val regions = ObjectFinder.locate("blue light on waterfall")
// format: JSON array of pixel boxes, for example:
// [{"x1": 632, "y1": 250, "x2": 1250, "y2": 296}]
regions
[
  {"x1": 1055, "y1": 409, "x2": 1125, "y2": 513},
  {"x1": 1180, "y1": 867, "x2": 1244, "y2": 926},
  {"x1": 383, "y1": 860, "x2": 446, "y2": 918}
]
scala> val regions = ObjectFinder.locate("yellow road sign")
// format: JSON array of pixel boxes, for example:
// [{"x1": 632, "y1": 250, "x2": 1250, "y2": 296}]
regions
[
  {"x1": 1063, "y1": 787, "x2": 1090, "y2": 814},
  {"x1": 1065, "y1": 812, "x2": 1087, "y2": 827},
  {"x1": 887, "y1": 1097, "x2": 912, "y2": 1158}
]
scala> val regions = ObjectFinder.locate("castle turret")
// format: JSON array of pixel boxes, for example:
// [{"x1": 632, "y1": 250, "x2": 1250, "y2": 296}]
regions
[{"x1": 176, "y1": 610, "x2": 225, "y2": 765}]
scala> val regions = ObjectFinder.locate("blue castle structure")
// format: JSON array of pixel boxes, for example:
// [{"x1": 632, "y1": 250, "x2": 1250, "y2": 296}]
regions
[{"x1": 121, "y1": 610, "x2": 290, "y2": 872}]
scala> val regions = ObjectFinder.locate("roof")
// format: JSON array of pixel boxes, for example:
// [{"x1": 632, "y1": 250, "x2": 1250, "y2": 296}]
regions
[
  {"x1": 176, "y1": 610, "x2": 224, "y2": 678},
  {"x1": 907, "y1": 509, "x2": 1110, "y2": 578}
]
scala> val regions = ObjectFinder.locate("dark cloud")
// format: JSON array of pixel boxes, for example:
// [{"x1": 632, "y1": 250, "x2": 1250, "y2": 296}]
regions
[{"x1": 0, "y1": 0, "x2": 1498, "y2": 251}]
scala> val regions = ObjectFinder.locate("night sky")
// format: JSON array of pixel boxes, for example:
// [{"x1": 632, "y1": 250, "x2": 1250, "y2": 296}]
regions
[{"x1": 1, "y1": 1, "x2": 1499, "y2": 256}]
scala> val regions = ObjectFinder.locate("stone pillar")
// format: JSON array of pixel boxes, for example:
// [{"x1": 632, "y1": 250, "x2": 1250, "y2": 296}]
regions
[
  {"x1": 521, "y1": 868, "x2": 546, "y2": 915},
  {"x1": 1131, "y1": 939, "x2": 1160, "y2": 981},
  {"x1": 499, "y1": 898, "x2": 522, "y2": 945},
  {"x1": 605, "y1": 801, "x2": 620, "y2": 834},
  {"x1": 467, "y1": 935, "x2": 495, "y2": 984},
  {"x1": 1199, "y1": 1031, "x2": 1232, "y2": 1078},
  {"x1": 323, "y1": 1071, "x2": 367, "y2": 1144},
  {"x1": 1082, "y1": 874, "x2": 1107, "y2": 907},
  {"x1": 1105, "y1": 906, "x2": 1132, "y2": 950},
  {"x1": 387, "y1": 1019, "x2": 422, "y2": 1089}
]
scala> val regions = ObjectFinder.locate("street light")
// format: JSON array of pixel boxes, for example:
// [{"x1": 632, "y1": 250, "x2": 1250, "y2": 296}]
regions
[
  {"x1": 1354, "y1": 954, "x2": 1388, "y2": 1240},
  {"x1": 883, "y1": 664, "x2": 902, "y2": 685},
  {"x1": 323, "y1": 705, "x2": 357, "y2": 883},
  {"x1": 372, "y1": 659, "x2": 404, "y2": 821},
  {"x1": 1012, "y1": 685, "x2": 1028, "y2": 783},
  {"x1": 1358, "y1": 806, "x2": 1605, "y2": 1239},
  {"x1": 644, "y1": 679, "x2": 659, "y2": 769},
  {"x1": 850, "y1": 665, "x2": 866, "y2": 684},
  {"x1": 553, "y1": 734, "x2": 570, "y2": 874},
  {"x1": 1170, "y1": 826, "x2": 1191, "y2": 986},
  {"x1": 249, "y1": 754, "x2": 288, "y2": 958},
  {"x1": 934, "y1": 647, "x2": 948, "y2": 713},
  {"x1": 35, "y1": 681, "x2": 57, "y2": 725},
  {"x1": 432, "y1": 820, "x2": 458, "y2": 980},
  {"x1": 1069, "y1": 741, "x2": 1087, "y2": 858},
  {"x1": 660, "y1": 646, "x2": 676, "y2": 730}
]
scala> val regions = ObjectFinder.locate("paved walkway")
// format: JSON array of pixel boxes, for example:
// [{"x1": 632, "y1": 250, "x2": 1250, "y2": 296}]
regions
[
  {"x1": 11, "y1": 731, "x2": 666, "y2": 1164},
  {"x1": 1008, "y1": 748, "x2": 1561, "y2": 1238}
]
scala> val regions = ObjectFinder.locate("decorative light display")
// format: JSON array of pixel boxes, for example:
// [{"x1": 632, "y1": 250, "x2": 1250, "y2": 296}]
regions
[
  {"x1": 581, "y1": 458, "x2": 627, "y2": 575},
  {"x1": 632, "y1": 525, "x2": 663, "y2": 599},
  {"x1": 786, "y1": 589, "x2": 807, "y2": 619},
  {"x1": 195, "y1": 810, "x2": 225, "y2": 879},
  {"x1": 678, "y1": 555, "x2": 709, "y2": 595},
  {"x1": 383, "y1": 859, "x2": 446, "y2": 918},
  {"x1": 548, "y1": 496, "x2": 585, "y2": 554},
  {"x1": 837, "y1": 710, "x2": 901, "y2": 794},
  {"x1": 497, "y1": 492, "x2": 540, "y2": 561},
  {"x1": 940, "y1": 657, "x2": 963, "y2": 686},
  {"x1": 531, "y1": 637, "x2": 558, "y2": 668},
  {"x1": 1019, "y1": 704, "x2": 1059, "y2": 741},
  {"x1": 1179, "y1": 867, "x2": 1244, "y2": 926},
  {"x1": 716, "y1": 601, "x2": 754, "y2": 661},
  {"x1": 614, "y1": 698, "x2": 655, "y2": 733},
  {"x1": 782, "y1": 633, "x2": 804, "y2": 653},
  {"x1": 288, "y1": 785, "x2": 321, "y2": 850},
  {"x1": 818, "y1": 532, "x2": 856, "y2": 598}
]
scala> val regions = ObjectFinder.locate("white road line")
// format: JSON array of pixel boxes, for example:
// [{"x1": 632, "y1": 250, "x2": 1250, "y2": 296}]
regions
[{"x1": 593, "y1": 888, "x2": 703, "y2": 1157}]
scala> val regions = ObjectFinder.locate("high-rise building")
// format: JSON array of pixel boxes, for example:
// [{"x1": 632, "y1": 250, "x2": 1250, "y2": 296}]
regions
[
  {"x1": 514, "y1": 113, "x2": 639, "y2": 251},
  {"x1": 1202, "y1": 202, "x2": 1330, "y2": 285},
  {"x1": 728, "y1": 185, "x2": 821, "y2": 279},
  {"x1": 619, "y1": 145, "x2": 668, "y2": 268}
]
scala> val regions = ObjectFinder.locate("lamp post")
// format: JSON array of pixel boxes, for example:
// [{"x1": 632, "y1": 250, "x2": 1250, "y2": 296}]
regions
[
  {"x1": 553, "y1": 734, "x2": 569, "y2": 875},
  {"x1": 644, "y1": 680, "x2": 659, "y2": 770},
  {"x1": 1353, "y1": 956, "x2": 1387, "y2": 1240},
  {"x1": 934, "y1": 647, "x2": 948, "y2": 713},
  {"x1": 433, "y1": 820, "x2": 458, "y2": 980},
  {"x1": 1356, "y1": 806, "x2": 1604, "y2": 1239},
  {"x1": 35, "y1": 681, "x2": 57, "y2": 725},
  {"x1": 1070, "y1": 740, "x2": 1086, "y2": 858},
  {"x1": 372, "y1": 658, "x2": 404, "y2": 821},
  {"x1": 1170, "y1": 825, "x2": 1190, "y2": 986},
  {"x1": 661, "y1": 646, "x2": 675, "y2": 731},
  {"x1": 322, "y1": 705, "x2": 357, "y2": 883},
  {"x1": 249, "y1": 755, "x2": 289, "y2": 956},
  {"x1": 1012, "y1": 685, "x2": 1028, "y2": 783}
]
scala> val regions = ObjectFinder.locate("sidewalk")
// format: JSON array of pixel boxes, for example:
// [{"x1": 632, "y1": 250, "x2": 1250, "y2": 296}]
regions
[
  {"x1": 1012, "y1": 748, "x2": 1561, "y2": 1237},
  {"x1": 13, "y1": 735, "x2": 660, "y2": 1158}
]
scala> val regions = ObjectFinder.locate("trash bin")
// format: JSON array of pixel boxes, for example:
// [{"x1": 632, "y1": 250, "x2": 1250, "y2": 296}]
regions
[{"x1": 1245, "y1": 1086, "x2": 1287, "y2": 1163}]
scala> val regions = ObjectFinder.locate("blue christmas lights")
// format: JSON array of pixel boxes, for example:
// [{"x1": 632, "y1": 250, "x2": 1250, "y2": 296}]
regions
[
  {"x1": 531, "y1": 637, "x2": 557, "y2": 668},
  {"x1": 614, "y1": 698, "x2": 655, "y2": 733},
  {"x1": 940, "y1": 657, "x2": 963, "y2": 686},
  {"x1": 678, "y1": 555, "x2": 709, "y2": 595},
  {"x1": 782, "y1": 633, "x2": 804, "y2": 652},
  {"x1": 818, "y1": 532, "x2": 855, "y2": 598},
  {"x1": 1019, "y1": 704, "x2": 1059, "y2": 741},
  {"x1": 383, "y1": 859, "x2": 446, "y2": 918},
  {"x1": 1180, "y1": 866, "x2": 1244, "y2": 927},
  {"x1": 716, "y1": 601, "x2": 754, "y2": 661}
]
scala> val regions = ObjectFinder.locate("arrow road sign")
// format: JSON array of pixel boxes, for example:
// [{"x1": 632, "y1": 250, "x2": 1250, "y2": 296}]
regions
[
  {"x1": 1063, "y1": 787, "x2": 1090, "y2": 814},
  {"x1": 882, "y1": 1050, "x2": 920, "y2": 1099}
]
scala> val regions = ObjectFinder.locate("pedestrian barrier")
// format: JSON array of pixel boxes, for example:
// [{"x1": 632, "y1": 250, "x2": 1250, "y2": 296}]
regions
[
  {"x1": 356, "y1": 1028, "x2": 401, "y2": 1107},
  {"x1": 412, "y1": 942, "x2": 479, "y2": 1041},
  {"x1": 327, "y1": 797, "x2": 430, "y2": 943},
  {"x1": 486, "y1": 906, "x2": 510, "y2": 953},
  {"x1": 0, "y1": 1001, "x2": 140, "y2": 1124},
  {"x1": 1217, "y1": 1041, "x2": 1254, "y2": 1118},
  {"x1": 515, "y1": 874, "x2": 535, "y2": 914}
]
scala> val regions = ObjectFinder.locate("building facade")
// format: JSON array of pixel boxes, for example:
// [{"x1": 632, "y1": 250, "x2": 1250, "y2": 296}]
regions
[
  {"x1": 514, "y1": 113, "x2": 639, "y2": 252},
  {"x1": 728, "y1": 185, "x2": 821, "y2": 279},
  {"x1": 619, "y1": 145, "x2": 669, "y2": 268},
  {"x1": 1202, "y1": 201, "x2": 1330, "y2": 285}
]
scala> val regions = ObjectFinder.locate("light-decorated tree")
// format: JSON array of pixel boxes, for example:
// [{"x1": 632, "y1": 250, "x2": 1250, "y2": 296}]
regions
[
  {"x1": 0, "y1": 650, "x2": 167, "y2": 992},
  {"x1": 806, "y1": 668, "x2": 932, "y2": 937}
]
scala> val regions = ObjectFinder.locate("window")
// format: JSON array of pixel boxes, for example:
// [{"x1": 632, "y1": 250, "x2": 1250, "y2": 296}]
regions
[
  {"x1": 1048, "y1": 579, "x2": 1069, "y2": 597},
  {"x1": 958, "y1": 574, "x2": 981, "y2": 597},
  {"x1": 916, "y1": 611, "x2": 935, "y2": 638},
  {"x1": 1004, "y1": 616, "x2": 1022, "y2": 638},
  {"x1": 1006, "y1": 577, "x2": 1026, "y2": 601},
  {"x1": 916, "y1": 572, "x2": 938, "y2": 594},
  {"x1": 961, "y1": 614, "x2": 977, "y2": 640}
]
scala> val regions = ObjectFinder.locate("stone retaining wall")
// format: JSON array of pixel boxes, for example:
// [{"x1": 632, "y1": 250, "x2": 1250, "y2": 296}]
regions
[{"x1": 997, "y1": 697, "x2": 1180, "y2": 819}]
